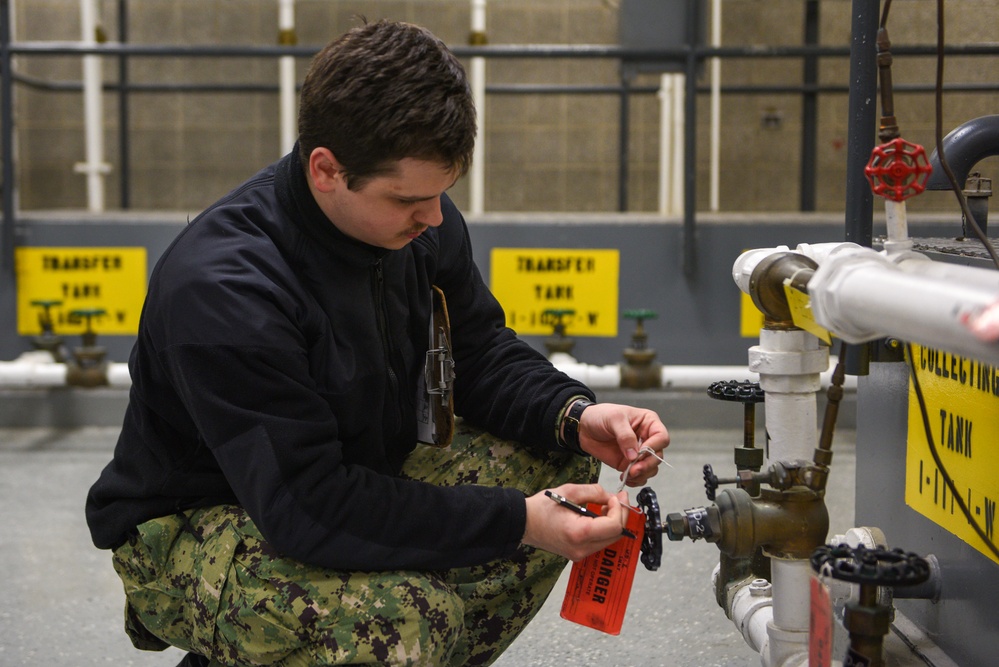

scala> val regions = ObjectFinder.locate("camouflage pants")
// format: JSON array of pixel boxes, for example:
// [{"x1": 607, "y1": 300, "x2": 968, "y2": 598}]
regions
[{"x1": 111, "y1": 421, "x2": 599, "y2": 666}]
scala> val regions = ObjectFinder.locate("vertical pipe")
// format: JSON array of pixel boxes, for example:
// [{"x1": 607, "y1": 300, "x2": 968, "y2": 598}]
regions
[
  {"x1": 658, "y1": 74, "x2": 672, "y2": 216},
  {"x1": 1, "y1": 0, "x2": 13, "y2": 273},
  {"x1": 278, "y1": 0, "x2": 296, "y2": 155},
  {"x1": 617, "y1": 71, "x2": 631, "y2": 212},
  {"x1": 117, "y1": 0, "x2": 130, "y2": 209},
  {"x1": 708, "y1": 0, "x2": 721, "y2": 212},
  {"x1": 469, "y1": 0, "x2": 486, "y2": 215},
  {"x1": 658, "y1": 74, "x2": 684, "y2": 217},
  {"x1": 800, "y1": 0, "x2": 819, "y2": 211},
  {"x1": 682, "y1": 0, "x2": 698, "y2": 276},
  {"x1": 671, "y1": 73, "x2": 684, "y2": 215},
  {"x1": 76, "y1": 0, "x2": 107, "y2": 212},
  {"x1": 844, "y1": 0, "x2": 878, "y2": 248},
  {"x1": 843, "y1": 0, "x2": 879, "y2": 376}
]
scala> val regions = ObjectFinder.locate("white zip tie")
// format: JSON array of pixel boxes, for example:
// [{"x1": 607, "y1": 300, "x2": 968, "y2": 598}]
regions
[{"x1": 616, "y1": 444, "x2": 673, "y2": 493}]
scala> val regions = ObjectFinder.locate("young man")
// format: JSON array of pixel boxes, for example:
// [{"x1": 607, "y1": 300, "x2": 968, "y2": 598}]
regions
[{"x1": 87, "y1": 19, "x2": 669, "y2": 666}]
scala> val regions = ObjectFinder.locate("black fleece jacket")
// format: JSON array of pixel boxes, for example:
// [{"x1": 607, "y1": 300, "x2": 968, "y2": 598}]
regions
[{"x1": 85, "y1": 149, "x2": 593, "y2": 571}]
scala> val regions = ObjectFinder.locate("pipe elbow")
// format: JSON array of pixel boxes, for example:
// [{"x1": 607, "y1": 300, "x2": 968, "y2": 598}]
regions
[{"x1": 926, "y1": 114, "x2": 999, "y2": 190}]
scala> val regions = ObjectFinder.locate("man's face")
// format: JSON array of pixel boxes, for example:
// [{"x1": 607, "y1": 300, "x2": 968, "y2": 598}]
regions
[{"x1": 318, "y1": 157, "x2": 458, "y2": 250}]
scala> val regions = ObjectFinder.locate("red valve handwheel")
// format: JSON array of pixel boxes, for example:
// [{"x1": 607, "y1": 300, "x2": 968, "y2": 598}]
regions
[{"x1": 864, "y1": 137, "x2": 933, "y2": 202}]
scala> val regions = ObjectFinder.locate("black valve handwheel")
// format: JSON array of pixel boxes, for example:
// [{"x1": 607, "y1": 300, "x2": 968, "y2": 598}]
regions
[
  {"x1": 810, "y1": 544, "x2": 930, "y2": 587},
  {"x1": 707, "y1": 379, "x2": 765, "y2": 403},
  {"x1": 702, "y1": 464, "x2": 720, "y2": 501},
  {"x1": 637, "y1": 487, "x2": 663, "y2": 571}
]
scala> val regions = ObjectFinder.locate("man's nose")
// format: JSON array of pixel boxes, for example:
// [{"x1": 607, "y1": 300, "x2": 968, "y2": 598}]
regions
[{"x1": 414, "y1": 198, "x2": 444, "y2": 227}]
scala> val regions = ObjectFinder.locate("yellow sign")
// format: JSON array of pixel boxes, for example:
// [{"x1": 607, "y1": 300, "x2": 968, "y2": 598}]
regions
[
  {"x1": 782, "y1": 280, "x2": 831, "y2": 344},
  {"x1": 740, "y1": 291, "x2": 764, "y2": 338},
  {"x1": 16, "y1": 247, "x2": 148, "y2": 336},
  {"x1": 905, "y1": 344, "x2": 999, "y2": 564},
  {"x1": 489, "y1": 248, "x2": 619, "y2": 336}
]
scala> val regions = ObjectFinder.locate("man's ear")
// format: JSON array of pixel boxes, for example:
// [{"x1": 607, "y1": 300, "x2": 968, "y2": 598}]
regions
[{"x1": 308, "y1": 147, "x2": 345, "y2": 193}]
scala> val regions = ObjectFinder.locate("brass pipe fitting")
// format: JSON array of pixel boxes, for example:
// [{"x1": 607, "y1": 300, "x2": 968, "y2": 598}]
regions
[
  {"x1": 747, "y1": 251, "x2": 817, "y2": 328},
  {"x1": 666, "y1": 486, "x2": 829, "y2": 561}
]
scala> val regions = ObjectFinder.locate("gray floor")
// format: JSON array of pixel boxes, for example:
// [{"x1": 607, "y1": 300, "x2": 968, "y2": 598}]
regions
[{"x1": 0, "y1": 425, "x2": 858, "y2": 667}]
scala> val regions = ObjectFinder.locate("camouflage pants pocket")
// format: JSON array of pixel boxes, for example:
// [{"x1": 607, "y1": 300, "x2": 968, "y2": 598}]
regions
[{"x1": 113, "y1": 508, "x2": 244, "y2": 660}]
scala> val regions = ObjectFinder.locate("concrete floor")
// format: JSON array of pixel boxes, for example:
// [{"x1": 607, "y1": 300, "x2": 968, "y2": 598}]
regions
[
  {"x1": 0, "y1": 427, "x2": 854, "y2": 667},
  {"x1": 0, "y1": 423, "x2": 859, "y2": 667}
]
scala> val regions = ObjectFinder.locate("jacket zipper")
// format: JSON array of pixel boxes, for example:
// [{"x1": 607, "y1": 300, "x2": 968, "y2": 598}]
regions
[{"x1": 373, "y1": 259, "x2": 400, "y2": 397}]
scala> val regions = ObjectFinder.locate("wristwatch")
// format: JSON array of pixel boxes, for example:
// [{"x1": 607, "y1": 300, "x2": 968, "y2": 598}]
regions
[{"x1": 560, "y1": 398, "x2": 593, "y2": 455}]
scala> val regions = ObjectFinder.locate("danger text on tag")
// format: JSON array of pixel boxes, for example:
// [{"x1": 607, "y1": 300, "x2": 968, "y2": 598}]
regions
[{"x1": 559, "y1": 504, "x2": 645, "y2": 635}]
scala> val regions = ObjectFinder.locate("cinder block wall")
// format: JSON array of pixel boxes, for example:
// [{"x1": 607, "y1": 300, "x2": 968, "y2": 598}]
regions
[{"x1": 10, "y1": 0, "x2": 999, "y2": 215}]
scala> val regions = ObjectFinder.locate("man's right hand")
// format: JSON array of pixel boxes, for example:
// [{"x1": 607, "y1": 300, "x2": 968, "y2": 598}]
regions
[{"x1": 521, "y1": 483, "x2": 632, "y2": 561}]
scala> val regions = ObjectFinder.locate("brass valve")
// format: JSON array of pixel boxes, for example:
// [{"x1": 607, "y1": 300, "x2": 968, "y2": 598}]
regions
[
  {"x1": 542, "y1": 308, "x2": 576, "y2": 357},
  {"x1": 620, "y1": 309, "x2": 661, "y2": 389},
  {"x1": 665, "y1": 486, "x2": 829, "y2": 561},
  {"x1": 29, "y1": 299, "x2": 68, "y2": 362},
  {"x1": 66, "y1": 308, "x2": 109, "y2": 387}
]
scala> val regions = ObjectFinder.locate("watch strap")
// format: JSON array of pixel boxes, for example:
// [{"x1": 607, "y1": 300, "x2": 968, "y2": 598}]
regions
[{"x1": 560, "y1": 398, "x2": 593, "y2": 455}]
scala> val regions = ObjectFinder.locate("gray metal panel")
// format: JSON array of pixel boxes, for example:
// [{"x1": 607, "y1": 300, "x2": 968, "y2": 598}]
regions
[
  {"x1": 856, "y1": 362, "x2": 998, "y2": 667},
  {"x1": 1, "y1": 212, "x2": 963, "y2": 366},
  {"x1": 618, "y1": 0, "x2": 703, "y2": 73}
]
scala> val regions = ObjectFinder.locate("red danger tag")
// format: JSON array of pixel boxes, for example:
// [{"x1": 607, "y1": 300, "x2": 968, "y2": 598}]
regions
[
  {"x1": 559, "y1": 504, "x2": 645, "y2": 635},
  {"x1": 809, "y1": 574, "x2": 833, "y2": 667}
]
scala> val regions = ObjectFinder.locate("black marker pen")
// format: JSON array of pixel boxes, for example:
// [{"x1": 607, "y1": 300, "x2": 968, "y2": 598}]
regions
[{"x1": 544, "y1": 490, "x2": 638, "y2": 539}]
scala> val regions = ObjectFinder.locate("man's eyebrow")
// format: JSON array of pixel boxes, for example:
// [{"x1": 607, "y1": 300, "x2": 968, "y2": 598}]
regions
[{"x1": 395, "y1": 193, "x2": 440, "y2": 203}]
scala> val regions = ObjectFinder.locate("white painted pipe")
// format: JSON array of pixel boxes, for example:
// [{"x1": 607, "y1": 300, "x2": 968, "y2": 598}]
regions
[
  {"x1": 657, "y1": 74, "x2": 684, "y2": 216},
  {"x1": 725, "y1": 574, "x2": 773, "y2": 655},
  {"x1": 721, "y1": 563, "x2": 814, "y2": 667},
  {"x1": 0, "y1": 352, "x2": 131, "y2": 388},
  {"x1": 709, "y1": 0, "x2": 722, "y2": 212},
  {"x1": 278, "y1": 0, "x2": 296, "y2": 155},
  {"x1": 882, "y1": 199, "x2": 913, "y2": 257},
  {"x1": 808, "y1": 244, "x2": 999, "y2": 365},
  {"x1": 74, "y1": 0, "x2": 110, "y2": 212},
  {"x1": 657, "y1": 74, "x2": 673, "y2": 216},
  {"x1": 750, "y1": 328, "x2": 827, "y2": 462},
  {"x1": 0, "y1": 348, "x2": 854, "y2": 393},
  {"x1": 732, "y1": 242, "x2": 849, "y2": 296},
  {"x1": 107, "y1": 362, "x2": 133, "y2": 388},
  {"x1": 769, "y1": 558, "x2": 812, "y2": 655},
  {"x1": 670, "y1": 73, "x2": 684, "y2": 215},
  {"x1": 469, "y1": 0, "x2": 487, "y2": 215},
  {"x1": 735, "y1": 242, "x2": 999, "y2": 365},
  {"x1": 549, "y1": 353, "x2": 852, "y2": 392},
  {"x1": 0, "y1": 354, "x2": 68, "y2": 386}
]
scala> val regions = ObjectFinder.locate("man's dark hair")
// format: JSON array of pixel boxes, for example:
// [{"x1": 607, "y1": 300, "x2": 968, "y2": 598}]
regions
[{"x1": 298, "y1": 20, "x2": 476, "y2": 190}]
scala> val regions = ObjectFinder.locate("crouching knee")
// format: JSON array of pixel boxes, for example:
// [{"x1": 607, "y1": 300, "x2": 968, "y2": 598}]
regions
[{"x1": 303, "y1": 571, "x2": 466, "y2": 666}]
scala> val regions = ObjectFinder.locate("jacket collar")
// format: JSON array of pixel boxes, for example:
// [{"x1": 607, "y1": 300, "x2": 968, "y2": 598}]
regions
[{"x1": 274, "y1": 145, "x2": 389, "y2": 266}]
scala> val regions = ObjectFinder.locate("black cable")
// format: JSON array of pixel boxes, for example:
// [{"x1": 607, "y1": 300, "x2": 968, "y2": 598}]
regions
[
  {"x1": 880, "y1": 0, "x2": 893, "y2": 29},
  {"x1": 905, "y1": 343, "x2": 999, "y2": 561}
]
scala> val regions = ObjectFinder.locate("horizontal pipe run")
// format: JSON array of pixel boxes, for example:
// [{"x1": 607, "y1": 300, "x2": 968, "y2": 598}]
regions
[
  {"x1": 9, "y1": 40, "x2": 999, "y2": 60},
  {"x1": 0, "y1": 355, "x2": 856, "y2": 393},
  {"x1": 14, "y1": 72, "x2": 999, "y2": 97},
  {"x1": 550, "y1": 356, "x2": 856, "y2": 391},
  {"x1": 0, "y1": 352, "x2": 130, "y2": 388}
]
